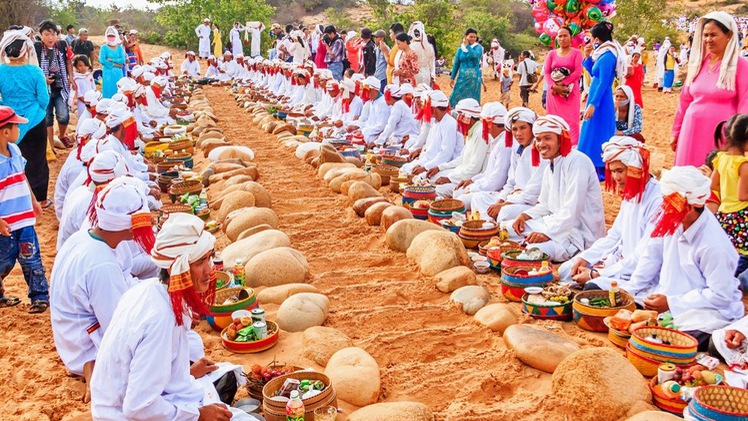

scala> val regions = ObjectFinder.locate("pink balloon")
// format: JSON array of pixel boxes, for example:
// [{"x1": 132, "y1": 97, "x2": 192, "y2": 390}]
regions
[
  {"x1": 571, "y1": 33, "x2": 586, "y2": 48},
  {"x1": 535, "y1": 22, "x2": 545, "y2": 34},
  {"x1": 543, "y1": 18, "x2": 561, "y2": 37}
]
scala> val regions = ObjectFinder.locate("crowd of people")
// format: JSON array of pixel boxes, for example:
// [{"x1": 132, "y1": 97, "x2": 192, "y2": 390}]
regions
[{"x1": 0, "y1": 8, "x2": 747, "y2": 419}]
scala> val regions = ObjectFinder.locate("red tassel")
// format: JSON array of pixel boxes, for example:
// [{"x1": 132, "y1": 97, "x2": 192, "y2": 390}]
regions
[
  {"x1": 403, "y1": 96, "x2": 413, "y2": 107},
  {"x1": 151, "y1": 85, "x2": 162, "y2": 99},
  {"x1": 604, "y1": 164, "x2": 616, "y2": 194},
  {"x1": 423, "y1": 101, "x2": 432, "y2": 123},
  {"x1": 482, "y1": 120, "x2": 490, "y2": 143},
  {"x1": 505, "y1": 129, "x2": 513, "y2": 148},
  {"x1": 86, "y1": 186, "x2": 103, "y2": 227},
  {"x1": 76, "y1": 135, "x2": 89, "y2": 161},
  {"x1": 384, "y1": 89, "x2": 393, "y2": 103},
  {"x1": 123, "y1": 117, "x2": 139, "y2": 151},
  {"x1": 362, "y1": 86, "x2": 371, "y2": 102},
  {"x1": 169, "y1": 279, "x2": 209, "y2": 326},
  {"x1": 355, "y1": 82, "x2": 362, "y2": 97},
  {"x1": 652, "y1": 192, "x2": 689, "y2": 237},
  {"x1": 532, "y1": 142, "x2": 541, "y2": 167},
  {"x1": 125, "y1": 92, "x2": 135, "y2": 109},
  {"x1": 131, "y1": 213, "x2": 155, "y2": 254},
  {"x1": 342, "y1": 98, "x2": 351, "y2": 114},
  {"x1": 560, "y1": 131, "x2": 572, "y2": 157}
]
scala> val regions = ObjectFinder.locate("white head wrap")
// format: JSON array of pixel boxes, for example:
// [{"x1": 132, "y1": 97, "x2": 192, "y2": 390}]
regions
[
  {"x1": 96, "y1": 99, "x2": 114, "y2": 115},
  {"x1": 616, "y1": 85, "x2": 636, "y2": 131},
  {"x1": 105, "y1": 103, "x2": 134, "y2": 128},
  {"x1": 532, "y1": 115, "x2": 570, "y2": 136},
  {"x1": 95, "y1": 176, "x2": 149, "y2": 231},
  {"x1": 659, "y1": 166, "x2": 711, "y2": 206},
  {"x1": 326, "y1": 80, "x2": 339, "y2": 92},
  {"x1": 414, "y1": 83, "x2": 431, "y2": 98},
  {"x1": 104, "y1": 26, "x2": 121, "y2": 46},
  {"x1": 83, "y1": 90, "x2": 102, "y2": 105},
  {"x1": 687, "y1": 11, "x2": 741, "y2": 91},
  {"x1": 429, "y1": 90, "x2": 449, "y2": 108},
  {"x1": 142, "y1": 72, "x2": 156, "y2": 82},
  {"x1": 602, "y1": 136, "x2": 647, "y2": 168},
  {"x1": 346, "y1": 31, "x2": 357, "y2": 40},
  {"x1": 88, "y1": 150, "x2": 130, "y2": 184},
  {"x1": 151, "y1": 213, "x2": 216, "y2": 276},
  {"x1": 455, "y1": 98, "x2": 482, "y2": 119},
  {"x1": 117, "y1": 77, "x2": 137, "y2": 93},
  {"x1": 395, "y1": 83, "x2": 414, "y2": 97},
  {"x1": 351, "y1": 73, "x2": 365, "y2": 82},
  {"x1": 80, "y1": 137, "x2": 117, "y2": 164},
  {"x1": 318, "y1": 69, "x2": 333, "y2": 80},
  {"x1": 0, "y1": 28, "x2": 39, "y2": 66},
  {"x1": 340, "y1": 79, "x2": 356, "y2": 95},
  {"x1": 481, "y1": 102, "x2": 508, "y2": 121},
  {"x1": 77, "y1": 118, "x2": 107, "y2": 142},
  {"x1": 111, "y1": 93, "x2": 128, "y2": 105},
  {"x1": 364, "y1": 76, "x2": 381, "y2": 90},
  {"x1": 408, "y1": 21, "x2": 426, "y2": 44},
  {"x1": 151, "y1": 76, "x2": 168, "y2": 86},
  {"x1": 505, "y1": 107, "x2": 537, "y2": 126}
]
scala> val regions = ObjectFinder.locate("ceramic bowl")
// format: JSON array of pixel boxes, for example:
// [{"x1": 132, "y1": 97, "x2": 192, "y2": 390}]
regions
[{"x1": 474, "y1": 261, "x2": 491, "y2": 274}]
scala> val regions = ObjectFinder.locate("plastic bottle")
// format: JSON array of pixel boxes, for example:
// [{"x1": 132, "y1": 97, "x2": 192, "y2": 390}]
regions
[
  {"x1": 233, "y1": 259, "x2": 245, "y2": 287},
  {"x1": 609, "y1": 281, "x2": 619, "y2": 307},
  {"x1": 539, "y1": 261, "x2": 551, "y2": 273},
  {"x1": 286, "y1": 390, "x2": 305, "y2": 421}
]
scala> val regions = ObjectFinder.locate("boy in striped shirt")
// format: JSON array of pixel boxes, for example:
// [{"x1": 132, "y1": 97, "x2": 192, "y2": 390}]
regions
[{"x1": 0, "y1": 106, "x2": 49, "y2": 313}]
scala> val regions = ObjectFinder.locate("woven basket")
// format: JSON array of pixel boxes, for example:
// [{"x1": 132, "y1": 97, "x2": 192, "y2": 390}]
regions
[
  {"x1": 166, "y1": 139, "x2": 193, "y2": 152},
  {"x1": 214, "y1": 271, "x2": 231, "y2": 290},
  {"x1": 501, "y1": 249, "x2": 551, "y2": 271},
  {"x1": 160, "y1": 203, "x2": 193, "y2": 216},
  {"x1": 157, "y1": 161, "x2": 181, "y2": 174},
  {"x1": 221, "y1": 320, "x2": 279, "y2": 354},
  {"x1": 262, "y1": 371, "x2": 337, "y2": 421},
  {"x1": 689, "y1": 386, "x2": 748, "y2": 420},
  {"x1": 373, "y1": 164, "x2": 400, "y2": 186},
  {"x1": 603, "y1": 318, "x2": 632, "y2": 349},
  {"x1": 206, "y1": 287, "x2": 258, "y2": 331},
  {"x1": 430, "y1": 199, "x2": 466, "y2": 213},
  {"x1": 245, "y1": 363, "x2": 305, "y2": 402},
  {"x1": 169, "y1": 180, "x2": 203, "y2": 201},
  {"x1": 572, "y1": 290, "x2": 636, "y2": 333},
  {"x1": 165, "y1": 152, "x2": 194, "y2": 169},
  {"x1": 521, "y1": 293, "x2": 573, "y2": 321},
  {"x1": 157, "y1": 171, "x2": 180, "y2": 192},
  {"x1": 629, "y1": 326, "x2": 698, "y2": 365},
  {"x1": 501, "y1": 265, "x2": 555, "y2": 285},
  {"x1": 485, "y1": 242, "x2": 523, "y2": 268},
  {"x1": 500, "y1": 278, "x2": 549, "y2": 302},
  {"x1": 649, "y1": 377, "x2": 689, "y2": 415},
  {"x1": 381, "y1": 154, "x2": 409, "y2": 167},
  {"x1": 144, "y1": 141, "x2": 169, "y2": 155},
  {"x1": 626, "y1": 343, "x2": 664, "y2": 377}
]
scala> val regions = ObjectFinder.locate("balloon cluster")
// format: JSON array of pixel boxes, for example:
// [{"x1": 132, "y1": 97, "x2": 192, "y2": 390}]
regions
[{"x1": 530, "y1": 0, "x2": 617, "y2": 47}]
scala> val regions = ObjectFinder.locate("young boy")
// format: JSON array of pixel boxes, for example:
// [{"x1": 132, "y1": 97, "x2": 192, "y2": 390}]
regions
[
  {"x1": 0, "y1": 106, "x2": 50, "y2": 314},
  {"x1": 500, "y1": 67, "x2": 512, "y2": 107}
]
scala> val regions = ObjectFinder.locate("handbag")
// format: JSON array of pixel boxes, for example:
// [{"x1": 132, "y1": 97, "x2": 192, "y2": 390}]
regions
[{"x1": 524, "y1": 61, "x2": 538, "y2": 84}]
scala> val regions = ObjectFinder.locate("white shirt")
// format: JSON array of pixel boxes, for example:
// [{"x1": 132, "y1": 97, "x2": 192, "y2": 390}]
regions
[
  {"x1": 404, "y1": 120, "x2": 432, "y2": 152},
  {"x1": 180, "y1": 59, "x2": 201, "y2": 77},
  {"x1": 361, "y1": 96, "x2": 390, "y2": 143},
  {"x1": 249, "y1": 27, "x2": 262, "y2": 57},
  {"x1": 419, "y1": 114, "x2": 463, "y2": 170},
  {"x1": 205, "y1": 64, "x2": 218, "y2": 79},
  {"x1": 195, "y1": 24, "x2": 211, "y2": 52},
  {"x1": 341, "y1": 96, "x2": 363, "y2": 125},
  {"x1": 90, "y1": 280, "x2": 204, "y2": 420},
  {"x1": 54, "y1": 152, "x2": 86, "y2": 220},
  {"x1": 377, "y1": 100, "x2": 420, "y2": 146},
  {"x1": 144, "y1": 86, "x2": 170, "y2": 120},
  {"x1": 469, "y1": 131, "x2": 513, "y2": 192},
  {"x1": 410, "y1": 40, "x2": 436, "y2": 85},
  {"x1": 524, "y1": 150, "x2": 606, "y2": 252},
  {"x1": 578, "y1": 179, "x2": 662, "y2": 280},
  {"x1": 625, "y1": 211, "x2": 744, "y2": 332},
  {"x1": 517, "y1": 58, "x2": 537, "y2": 86},
  {"x1": 497, "y1": 141, "x2": 547, "y2": 204},
  {"x1": 50, "y1": 231, "x2": 131, "y2": 376},
  {"x1": 438, "y1": 122, "x2": 488, "y2": 182},
  {"x1": 312, "y1": 94, "x2": 334, "y2": 119},
  {"x1": 229, "y1": 27, "x2": 246, "y2": 56},
  {"x1": 56, "y1": 184, "x2": 93, "y2": 251}
]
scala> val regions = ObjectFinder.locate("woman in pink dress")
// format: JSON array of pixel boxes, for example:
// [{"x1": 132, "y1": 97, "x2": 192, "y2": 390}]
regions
[
  {"x1": 543, "y1": 26, "x2": 584, "y2": 145},
  {"x1": 672, "y1": 11, "x2": 748, "y2": 166}
]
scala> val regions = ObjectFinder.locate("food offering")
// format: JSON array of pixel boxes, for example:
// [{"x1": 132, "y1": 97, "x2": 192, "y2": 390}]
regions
[{"x1": 522, "y1": 284, "x2": 575, "y2": 321}]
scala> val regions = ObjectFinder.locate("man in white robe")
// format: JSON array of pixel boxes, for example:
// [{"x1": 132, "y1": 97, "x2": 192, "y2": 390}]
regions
[
  {"x1": 623, "y1": 166, "x2": 744, "y2": 350},
  {"x1": 405, "y1": 90, "x2": 463, "y2": 177},
  {"x1": 143, "y1": 76, "x2": 173, "y2": 127},
  {"x1": 105, "y1": 104, "x2": 153, "y2": 184},
  {"x1": 195, "y1": 19, "x2": 212, "y2": 59},
  {"x1": 180, "y1": 51, "x2": 201, "y2": 77},
  {"x1": 229, "y1": 22, "x2": 247, "y2": 58},
  {"x1": 559, "y1": 137, "x2": 663, "y2": 291},
  {"x1": 247, "y1": 22, "x2": 264, "y2": 58},
  {"x1": 375, "y1": 83, "x2": 420, "y2": 148},
  {"x1": 357, "y1": 76, "x2": 390, "y2": 144},
  {"x1": 504, "y1": 115, "x2": 605, "y2": 261},
  {"x1": 90, "y1": 214, "x2": 248, "y2": 421},
  {"x1": 51, "y1": 179, "x2": 153, "y2": 401},
  {"x1": 403, "y1": 85, "x2": 433, "y2": 154},
  {"x1": 453, "y1": 103, "x2": 514, "y2": 211},
  {"x1": 432, "y1": 98, "x2": 488, "y2": 198}
]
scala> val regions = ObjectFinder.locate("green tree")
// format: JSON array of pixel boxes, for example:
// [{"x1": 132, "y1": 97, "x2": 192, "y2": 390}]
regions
[
  {"x1": 615, "y1": 0, "x2": 680, "y2": 45},
  {"x1": 149, "y1": 0, "x2": 275, "y2": 50}
]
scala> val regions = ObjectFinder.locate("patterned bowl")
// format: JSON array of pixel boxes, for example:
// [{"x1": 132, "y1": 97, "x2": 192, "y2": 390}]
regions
[
  {"x1": 521, "y1": 293, "x2": 573, "y2": 321},
  {"x1": 221, "y1": 320, "x2": 280, "y2": 354}
]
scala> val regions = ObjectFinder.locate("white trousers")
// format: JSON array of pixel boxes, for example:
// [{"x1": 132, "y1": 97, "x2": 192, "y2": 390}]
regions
[{"x1": 500, "y1": 218, "x2": 579, "y2": 262}]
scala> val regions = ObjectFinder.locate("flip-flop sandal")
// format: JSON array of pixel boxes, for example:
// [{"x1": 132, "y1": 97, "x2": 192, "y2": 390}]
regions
[
  {"x1": 29, "y1": 300, "x2": 49, "y2": 314},
  {"x1": 0, "y1": 296, "x2": 21, "y2": 308},
  {"x1": 41, "y1": 200, "x2": 54, "y2": 209}
]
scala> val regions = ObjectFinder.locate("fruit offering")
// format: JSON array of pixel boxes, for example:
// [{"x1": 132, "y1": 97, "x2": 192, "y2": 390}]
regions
[
  {"x1": 248, "y1": 362, "x2": 296, "y2": 384},
  {"x1": 671, "y1": 365, "x2": 722, "y2": 387},
  {"x1": 227, "y1": 317, "x2": 255, "y2": 342}
]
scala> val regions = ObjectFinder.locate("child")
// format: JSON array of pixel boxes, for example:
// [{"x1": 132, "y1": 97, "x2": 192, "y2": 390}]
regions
[
  {"x1": 711, "y1": 114, "x2": 748, "y2": 286},
  {"x1": 205, "y1": 55, "x2": 219, "y2": 80},
  {"x1": 0, "y1": 106, "x2": 50, "y2": 314},
  {"x1": 72, "y1": 55, "x2": 95, "y2": 131},
  {"x1": 500, "y1": 67, "x2": 512, "y2": 107}
]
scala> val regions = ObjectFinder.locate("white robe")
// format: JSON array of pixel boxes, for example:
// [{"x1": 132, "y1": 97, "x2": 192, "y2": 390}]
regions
[
  {"x1": 404, "y1": 120, "x2": 432, "y2": 152},
  {"x1": 195, "y1": 25, "x2": 211, "y2": 57},
  {"x1": 558, "y1": 179, "x2": 663, "y2": 287},
  {"x1": 377, "y1": 100, "x2": 420, "y2": 147},
  {"x1": 56, "y1": 184, "x2": 93, "y2": 251},
  {"x1": 502, "y1": 150, "x2": 605, "y2": 261},
  {"x1": 180, "y1": 59, "x2": 201, "y2": 77},
  {"x1": 402, "y1": 115, "x2": 462, "y2": 174},
  {"x1": 54, "y1": 152, "x2": 86, "y2": 220},
  {"x1": 340, "y1": 96, "x2": 364, "y2": 125},
  {"x1": 435, "y1": 123, "x2": 488, "y2": 198},
  {"x1": 623, "y1": 211, "x2": 744, "y2": 333},
  {"x1": 50, "y1": 231, "x2": 131, "y2": 376},
  {"x1": 361, "y1": 96, "x2": 390, "y2": 143},
  {"x1": 249, "y1": 27, "x2": 262, "y2": 57},
  {"x1": 410, "y1": 39, "x2": 436, "y2": 85},
  {"x1": 229, "y1": 27, "x2": 246, "y2": 57},
  {"x1": 144, "y1": 87, "x2": 171, "y2": 125},
  {"x1": 456, "y1": 132, "x2": 515, "y2": 211},
  {"x1": 205, "y1": 64, "x2": 218, "y2": 79}
]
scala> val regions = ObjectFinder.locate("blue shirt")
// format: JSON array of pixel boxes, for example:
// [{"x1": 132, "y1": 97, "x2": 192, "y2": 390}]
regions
[
  {"x1": 0, "y1": 64, "x2": 50, "y2": 142},
  {"x1": 0, "y1": 143, "x2": 35, "y2": 231},
  {"x1": 375, "y1": 47, "x2": 387, "y2": 81}
]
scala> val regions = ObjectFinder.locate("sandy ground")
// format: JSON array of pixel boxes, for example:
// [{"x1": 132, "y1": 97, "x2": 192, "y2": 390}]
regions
[{"x1": 0, "y1": 41, "x2": 688, "y2": 420}]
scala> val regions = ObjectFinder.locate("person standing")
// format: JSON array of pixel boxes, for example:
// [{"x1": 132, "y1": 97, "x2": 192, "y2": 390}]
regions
[
  {"x1": 361, "y1": 28, "x2": 377, "y2": 78},
  {"x1": 517, "y1": 51, "x2": 538, "y2": 108},
  {"x1": 662, "y1": 44, "x2": 680, "y2": 93},
  {"x1": 543, "y1": 27, "x2": 583, "y2": 145},
  {"x1": 449, "y1": 28, "x2": 484, "y2": 108},
  {"x1": 386, "y1": 23, "x2": 404, "y2": 84},
  {"x1": 373, "y1": 30, "x2": 389, "y2": 92},
  {"x1": 324, "y1": 25, "x2": 345, "y2": 81},
  {"x1": 65, "y1": 25, "x2": 76, "y2": 46},
  {"x1": 625, "y1": 50, "x2": 645, "y2": 108},
  {"x1": 127, "y1": 30, "x2": 144, "y2": 66},
  {"x1": 578, "y1": 21, "x2": 628, "y2": 180},
  {"x1": 71, "y1": 28, "x2": 95, "y2": 65},
  {"x1": 229, "y1": 22, "x2": 247, "y2": 58},
  {"x1": 195, "y1": 18, "x2": 212, "y2": 60},
  {"x1": 313, "y1": 25, "x2": 327, "y2": 69},
  {"x1": 35, "y1": 20, "x2": 75, "y2": 152},
  {"x1": 212, "y1": 23, "x2": 223, "y2": 58},
  {"x1": 672, "y1": 11, "x2": 748, "y2": 167},
  {"x1": 0, "y1": 30, "x2": 51, "y2": 208},
  {"x1": 393, "y1": 33, "x2": 419, "y2": 86},
  {"x1": 98, "y1": 27, "x2": 125, "y2": 99}
]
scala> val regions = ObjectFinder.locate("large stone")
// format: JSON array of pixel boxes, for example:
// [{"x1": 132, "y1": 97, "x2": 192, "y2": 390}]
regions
[
  {"x1": 348, "y1": 402, "x2": 434, "y2": 421},
  {"x1": 236, "y1": 224, "x2": 273, "y2": 241},
  {"x1": 450, "y1": 286, "x2": 491, "y2": 315},
  {"x1": 295, "y1": 142, "x2": 322, "y2": 159},
  {"x1": 276, "y1": 293, "x2": 330, "y2": 332},
  {"x1": 406, "y1": 231, "x2": 470, "y2": 276},
  {"x1": 504, "y1": 325, "x2": 581, "y2": 373},
  {"x1": 626, "y1": 411, "x2": 683, "y2": 421},
  {"x1": 434, "y1": 266, "x2": 477, "y2": 293},
  {"x1": 323, "y1": 166, "x2": 361, "y2": 183},
  {"x1": 239, "y1": 181, "x2": 271, "y2": 208},
  {"x1": 550, "y1": 348, "x2": 651, "y2": 421},
  {"x1": 318, "y1": 162, "x2": 355, "y2": 178},
  {"x1": 208, "y1": 145, "x2": 255, "y2": 162},
  {"x1": 324, "y1": 347, "x2": 380, "y2": 406},
  {"x1": 365, "y1": 202, "x2": 393, "y2": 226},
  {"x1": 352, "y1": 197, "x2": 389, "y2": 217},
  {"x1": 257, "y1": 283, "x2": 320, "y2": 305},
  {"x1": 385, "y1": 219, "x2": 441, "y2": 252},
  {"x1": 318, "y1": 144, "x2": 345, "y2": 164},
  {"x1": 302, "y1": 326, "x2": 354, "y2": 366},
  {"x1": 473, "y1": 303, "x2": 517, "y2": 333},
  {"x1": 245, "y1": 247, "x2": 309, "y2": 287},
  {"x1": 347, "y1": 181, "x2": 382, "y2": 202},
  {"x1": 329, "y1": 170, "x2": 369, "y2": 193},
  {"x1": 341, "y1": 173, "x2": 381, "y2": 195},
  {"x1": 220, "y1": 229, "x2": 291, "y2": 269},
  {"x1": 380, "y1": 206, "x2": 414, "y2": 231},
  {"x1": 217, "y1": 191, "x2": 256, "y2": 222},
  {"x1": 225, "y1": 207, "x2": 279, "y2": 242}
]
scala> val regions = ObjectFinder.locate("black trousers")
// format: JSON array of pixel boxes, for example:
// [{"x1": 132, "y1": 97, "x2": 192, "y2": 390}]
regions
[{"x1": 17, "y1": 120, "x2": 50, "y2": 202}]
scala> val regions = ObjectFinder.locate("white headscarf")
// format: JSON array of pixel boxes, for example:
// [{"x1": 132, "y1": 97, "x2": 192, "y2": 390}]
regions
[
  {"x1": 83, "y1": 90, "x2": 102, "y2": 105},
  {"x1": 602, "y1": 136, "x2": 647, "y2": 168},
  {"x1": 95, "y1": 176, "x2": 149, "y2": 231},
  {"x1": 105, "y1": 103, "x2": 133, "y2": 128},
  {"x1": 687, "y1": 11, "x2": 741, "y2": 91},
  {"x1": 429, "y1": 90, "x2": 449, "y2": 108},
  {"x1": 592, "y1": 40, "x2": 629, "y2": 81},
  {"x1": 79, "y1": 137, "x2": 118, "y2": 165},
  {"x1": 532, "y1": 115, "x2": 570, "y2": 136},
  {"x1": 88, "y1": 150, "x2": 130, "y2": 184},
  {"x1": 77, "y1": 118, "x2": 107, "y2": 142},
  {"x1": 660, "y1": 166, "x2": 711, "y2": 206},
  {"x1": 615, "y1": 85, "x2": 636, "y2": 131},
  {"x1": 104, "y1": 26, "x2": 121, "y2": 46},
  {"x1": 504, "y1": 107, "x2": 537, "y2": 126},
  {"x1": 481, "y1": 102, "x2": 508, "y2": 121},
  {"x1": 408, "y1": 21, "x2": 426, "y2": 46},
  {"x1": 455, "y1": 98, "x2": 482, "y2": 119},
  {"x1": 0, "y1": 29, "x2": 38, "y2": 66}
]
